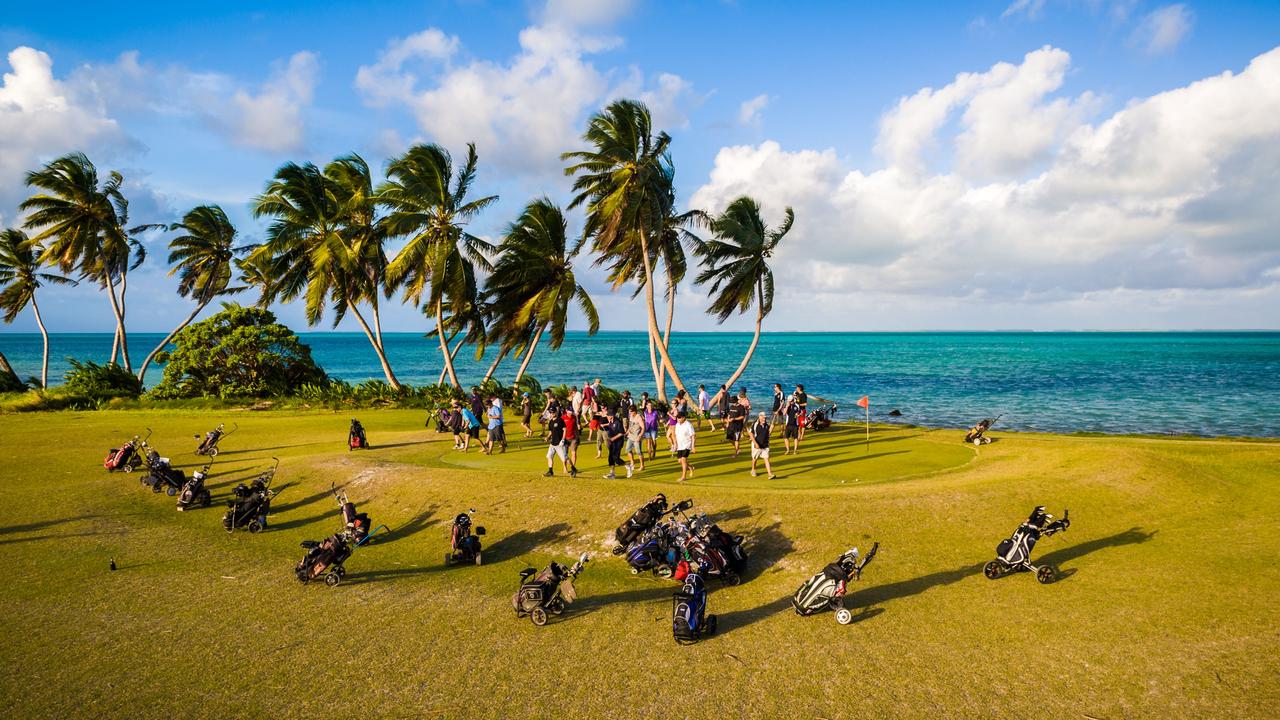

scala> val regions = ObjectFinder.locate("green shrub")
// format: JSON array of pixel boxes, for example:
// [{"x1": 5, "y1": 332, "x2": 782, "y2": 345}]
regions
[
  {"x1": 64, "y1": 359, "x2": 142, "y2": 399},
  {"x1": 149, "y1": 303, "x2": 327, "y2": 399}
]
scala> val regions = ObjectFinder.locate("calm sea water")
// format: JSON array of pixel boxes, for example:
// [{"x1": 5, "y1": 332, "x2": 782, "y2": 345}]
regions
[{"x1": 2, "y1": 331, "x2": 1277, "y2": 437}]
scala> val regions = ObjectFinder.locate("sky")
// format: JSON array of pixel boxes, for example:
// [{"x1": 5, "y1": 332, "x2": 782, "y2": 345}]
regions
[{"x1": 2, "y1": 0, "x2": 1279, "y2": 334}]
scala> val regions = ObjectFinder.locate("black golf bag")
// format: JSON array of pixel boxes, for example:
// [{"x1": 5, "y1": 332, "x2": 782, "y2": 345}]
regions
[
  {"x1": 512, "y1": 554, "x2": 588, "y2": 626},
  {"x1": 295, "y1": 533, "x2": 354, "y2": 587},
  {"x1": 195, "y1": 423, "x2": 233, "y2": 457},
  {"x1": 222, "y1": 459, "x2": 278, "y2": 533},
  {"x1": 965, "y1": 415, "x2": 1002, "y2": 445},
  {"x1": 433, "y1": 408, "x2": 451, "y2": 433},
  {"x1": 792, "y1": 543, "x2": 878, "y2": 624},
  {"x1": 984, "y1": 506, "x2": 1070, "y2": 583},
  {"x1": 348, "y1": 419, "x2": 369, "y2": 450},
  {"x1": 176, "y1": 464, "x2": 213, "y2": 511},
  {"x1": 446, "y1": 512, "x2": 485, "y2": 566},
  {"x1": 672, "y1": 567, "x2": 717, "y2": 644},
  {"x1": 613, "y1": 494, "x2": 671, "y2": 552},
  {"x1": 141, "y1": 449, "x2": 186, "y2": 496},
  {"x1": 807, "y1": 405, "x2": 837, "y2": 431},
  {"x1": 687, "y1": 512, "x2": 748, "y2": 584}
]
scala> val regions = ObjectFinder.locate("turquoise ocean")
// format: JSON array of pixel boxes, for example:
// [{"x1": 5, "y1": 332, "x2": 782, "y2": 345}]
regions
[{"x1": 1, "y1": 331, "x2": 1277, "y2": 437}]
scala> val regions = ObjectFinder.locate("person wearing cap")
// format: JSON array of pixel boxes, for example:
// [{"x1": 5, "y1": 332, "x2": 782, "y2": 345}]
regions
[
  {"x1": 674, "y1": 410, "x2": 696, "y2": 482},
  {"x1": 749, "y1": 411, "x2": 776, "y2": 479},
  {"x1": 519, "y1": 392, "x2": 533, "y2": 437},
  {"x1": 483, "y1": 397, "x2": 506, "y2": 454},
  {"x1": 602, "y1": 406, "x2": 626, "y2": 479}
]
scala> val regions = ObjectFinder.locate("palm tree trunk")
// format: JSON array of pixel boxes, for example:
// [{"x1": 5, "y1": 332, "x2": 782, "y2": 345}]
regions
[
  {"x1": 512, "y1": 325, "x2": 546, "y2": 385},
  {"x1": 109, "y1": 328, "x2": 120, "y2": 365},
  {"x1": 435, "y1": 297, "x2": 462, "y2": 389},
  {"x1": 482, "y1": 346, "x2": 509, "y2": 383},
  {"x1": 719, "y1": 282, "x2": 766, "y2": 394},
  {"x1": 0, "y1": 349, "x2": 21, "y2": 388},
  {"x1": 656, "y1": 275, "x2": 677, "y2": 399},
  {"x1": 30, "y1": 295, "x2": 51, "y2": 389},
  {"x1": 646, "y1": 321, "x2": 662, "y2": 397},
  {"x1": 438, "y1": 332, "x2": 463, "y2": 385},
  {"x1": 136, "y1": 301, "x2": 207, "y2": 386},
  {"x1": 348, "y1": 303, "x2": 401, "y2": 390},
  {"x1": 103, "y1": 274, "x2": 132, "y2": 373},
  {"x1": 637, "y1": 222, "x2": 685, "y2": 399}
]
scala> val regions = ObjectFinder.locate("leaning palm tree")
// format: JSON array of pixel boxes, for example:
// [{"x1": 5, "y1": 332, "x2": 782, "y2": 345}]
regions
[
  {"x1": 20, "y1": 153, "x2": 142, "y2": 372},
  {"x1": 564, "y1": 99, "x2": 686, "y2": 399},
  {"x1": 486, "y1": 198, "x2": 599, "y2": 385},
  {"x1": 695, "y1": 196, "x2": 793, "y2": 394},
  {"x1": 380, "y1": 143, "x2": 497, "y2": 389},
  {"x1": 0, "y1": 228, "x2": 77, "y2": 387},
  {"x1": 136, "y1": 205, "x2": 248, "y2": 385},
  {"x1": 249, "y1": 155, "x2": 402, "y2": 389}
]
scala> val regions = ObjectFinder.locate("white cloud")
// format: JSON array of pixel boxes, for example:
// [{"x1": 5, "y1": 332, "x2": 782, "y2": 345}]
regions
[
  {"x1": 1130, "y1": 4, "x2": 1194, "y2": 55},
  {"x1": 0, "y1": 47, "x2": 133, "y2": 221},
  {"x1": 737, "y1": 93, "x2": 771, "y2": 126},
  {"x1": 222, "y1": 52, "x2": 319, "y2": 152},
  {"x1": 354, "y1": 3, "x2": 694, "y2": 176},
  {"x1": 691, "y1": 47, "x2": 1280, "y2": 317},
  {"x1": 1001, "y1": 0, "x2": 1046, "y2": 20}
]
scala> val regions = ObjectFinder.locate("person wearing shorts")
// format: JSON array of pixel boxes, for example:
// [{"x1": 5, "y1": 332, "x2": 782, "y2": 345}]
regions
[
  {"x1": 784, "y1": 395, "x2": 801, "y2": 454},
  {"x1": 642, "y1": 401, "x2": 660, "y2": 461},
  {"x1": 674, "y1": 412, "x2": 696, "y2": 482},
  {"x1": 697, "y1": 384, "x2": 713, "y2": 430},
  {"x1": 460, "y1": 406, "x2": 481, "y2": 452},
  {"x1": 520, "y1": 393, "x2": 533, "y2": 437},
  {"x1": 624, "y1": 407, "x2": 646, "y2": 474},
  {"x1": 562, "y1": 407, "x2": 580, "y2": 475},
  {"x1": 716, "y1": 384, "x2": 730, "y2": 425},
  {"x1": 449, "y1": 400, "x2": 464, "y2": 449},
  {"x1": 544, "y1": 412, "x2": 572, "y2": 476},
  {"x1": 484, "y1": 398, "x2": 506, "y2": 454},
  {"x1": 770, "y1": 383, "x2": 785, "y2": 433},
  {"x1": 749, "y1": 412, "x2": 776, "y2": 479},
  {"x1": 795, "y1": 384, "x2": 809, "y2": 441},
  {"x1": 602, "y1": 408, "x2": 626, "y2": 479}
]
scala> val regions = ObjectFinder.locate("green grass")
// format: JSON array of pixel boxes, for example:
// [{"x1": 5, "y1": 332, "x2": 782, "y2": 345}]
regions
[{"x1": 1, "y1": 409, "x2": 1276, "y2": 718}]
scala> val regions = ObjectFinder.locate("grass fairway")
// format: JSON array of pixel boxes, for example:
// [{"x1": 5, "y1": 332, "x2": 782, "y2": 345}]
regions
[{"x1": 1, "y1": 409, "x2": 1276, "y2": 719}]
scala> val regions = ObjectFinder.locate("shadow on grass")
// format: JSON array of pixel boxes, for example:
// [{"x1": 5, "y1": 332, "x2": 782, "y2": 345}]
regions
[
  {"x1": 214, "y1": 441, "x2": 328, "y2": 456},
  {"x1": 366, "y1": 440, "x2": 430, "y2": 450},
  {"x1": 339, "y1": 563, "x2": 445, "y2": 585},
  {"x1": 711, "y1": 594, "x2": 793, "y2": 636},
  {"x1": 374, "y1": 504, "x2": 442, "y2": 545},
  {"x1": 844, "y1": 562, "x2": 984, "y2": 608},
  {"x1": 484, "y1": 522, "x2": 575, "y2": 564},
  {"x1": 271, "y1": 485, "x2": 339, "y2": 515},
  {"x1": 1037, "y1": 527, "x2": 1157, "y2": 574},
  {"x1": 0, "y1": 515, "x2": 103, "y2": 536},
  {"x1": 740, "y1": 522, "x2": 796, "y2": 584},
  {"x1": 0, "y1": 529, "x2": 128, "y2": 546}
]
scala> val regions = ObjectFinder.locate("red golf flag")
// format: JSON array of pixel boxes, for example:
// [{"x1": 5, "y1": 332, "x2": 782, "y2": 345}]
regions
[{"x1": 856, "y1": 395, "x2": 869, "y2": 409}]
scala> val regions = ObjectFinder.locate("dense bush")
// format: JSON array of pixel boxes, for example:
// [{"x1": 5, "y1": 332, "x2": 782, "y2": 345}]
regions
[
  {"x1": 149, "y1": 304, "x2": 327, "y2": 399},
  {"x1": 64, "y1": 359, "x2": 143, "y2": 399}
]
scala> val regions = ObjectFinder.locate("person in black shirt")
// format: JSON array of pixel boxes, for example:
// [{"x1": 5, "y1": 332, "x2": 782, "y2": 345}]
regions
[
  {"x1": 619, "y1": 391, "x2": 633, "y2": 429},
  {"x1": 544, "y1": 412, "x2": 572, "y2": 477},
  {"x1": 602, "y1": 408, "x2": 626, "y2": 479},
  {"x1": 749, "y1": 412, "x2": 776, "y2": 479},
  {"x1": 794, "y1": 384, "x2": 809, "y2": 441},
  {"x1": 783, "y1": 395, "x2": 801, "y2": 454},
  {"x1": 727, "y1": 401, "x2": 747, "y2": 457},
  {"x1": 716, "y1": 384, "x2": 731, "y2": 425},
  {"x1": 770, "y1": 383, "x2": 785, "y2": 433}
]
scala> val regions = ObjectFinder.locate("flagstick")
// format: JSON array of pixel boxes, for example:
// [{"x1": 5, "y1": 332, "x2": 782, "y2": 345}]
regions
[{"x1": 865, "y1": 403, "x2": 870, "y2": 454}]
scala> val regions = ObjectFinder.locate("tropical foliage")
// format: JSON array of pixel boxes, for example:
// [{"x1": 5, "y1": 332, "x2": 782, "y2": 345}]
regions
[
  {"x1": 0, "y1": 228, "x2": 77, "y2": 387},
  {"x1": 63, "y1": 359, "x2": 142, "y2": 400}
]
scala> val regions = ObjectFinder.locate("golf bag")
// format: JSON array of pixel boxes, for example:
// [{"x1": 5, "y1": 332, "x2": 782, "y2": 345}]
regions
[
  {"x1": 176, "y1": 464, "x2": 213, "y2": 511},
  {"x1": 687, "y1": 512, "x2": 748, "y2": 584},
  {"x1": 334, "y1": 489, "x2": 372, "y2": 543},
  {"x1": 104, "y1": 431, "x2": 147, "y2": 473},
  {"x1": 965, "y1": 415, "x2": 1002, "y2": 445},
  {"x1": 432, "y1": 408, "x2": 451, "y2": 433},
  {"x1": 672, "y1": 566, "x2": 717, "y2": 644},
  {"x1": 613, "y1": 494, "x2": 671, "y2": 551},
  {"x1": 140, "y1": 449, "x2": 186, "y2": 496},
  {"x1": 984, "y1": 506, "x2": 1070, "y2": 583},
  {"x1": 295, "y1": 533, "x2": 354, "y2": 587},
  {"x1": 807, "y1": 405, "x2": 838, "y2": 431},
  {"x1": 222, "y1": 458, "x2": 279, "y2": 533},
  {"x1": 792, "y1": 543, "x2": 878, "y2": 624},
  {"x1": 512, "y1": 554, "x2": 589, "y2": 626},
  {"x1": 445, "y1": 512, "x2": 485, "y2": 566},
  {"x1": 194, "y1": 423, "x2": 234, "y2": 457},
  {"x1": 625, "y1": 523, "x2": 682, "y2": 577},
  {"x1": 348, "y1": 419, "x2": 369, "y2": 450}
]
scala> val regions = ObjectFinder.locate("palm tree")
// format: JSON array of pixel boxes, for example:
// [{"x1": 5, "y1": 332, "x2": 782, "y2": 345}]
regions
[
  {"x1": 486, "y1": 198, "x2": 599, "y2": 385},
  {"x1": 381, "y1": 143, "x2": 497, "y2": 389},
  {"x1": 136, "y1": 205, "x2": 248, "y2": 385},
  {"x1": 695, "y1": 196, "x2": 793, "y2": 395},
  {"x1": 249, "y1": 155, "x2": 402, "y2": 389},
  {"x1": 20, "y1": 152, "x2": 144, "y2": 372},
  {"x1": 0, "y1": 229, "x2": 77, "y2": 387},
  {"x1": 563, "y1": 99, "x2": 686, "y2": 399}
]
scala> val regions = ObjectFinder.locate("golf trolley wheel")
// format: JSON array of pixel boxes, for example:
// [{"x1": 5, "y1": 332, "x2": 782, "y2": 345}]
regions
[
  {"x1": 247, "y1": 520, "x2": 264, "y2": 534},
  {"x1": 151, "y1": 482, "x2": 163, "y2": 493},
  {"x1": 835, "y1": 608, "x2": 854, "y2": 625},
  {"x1": 209, "y1": 447, "x2": 218, "y2": 458},
  {"x1": 722, "y1": 572, "x2": 741, "y2": 587},
  {"x1": 1036, "y1": 565, "x2": 1057, "y2": 584},
  {"x1": 166, "y1": 486, "x2": 178, "y2": 497},
  {"x1": 122, "y1": 465, "x2": 133, "y2": 473},
  {"x1": 630, "y1": 568, "x2": 640, "y2": 575},
  {"x1": 530, "y1": 607, "x2": 548, "y2": 626},
  {"x1": 656, "y1": 566, "x2": 673, "y2": 579},
  {"x1": 983, "y1": 560, "x2": 1003, "y2": 579},
  {"x1": 611, "y1": 545, "x2": 626, "y2": 556},
  {"x1": 474, "y1": 551, "x2": 483, "y2": 567},
  {"x1": 324, "y1": 572, "x2": 341, "y2": 587}
]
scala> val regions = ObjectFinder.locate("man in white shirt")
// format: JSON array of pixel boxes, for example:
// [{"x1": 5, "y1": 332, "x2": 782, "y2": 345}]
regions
[
  {"x1": 673, "y1": 411, "x2": 696, "y2": 482},
  {"x1": 571, "y1": 387, "x2": 584, "y2": 418}
]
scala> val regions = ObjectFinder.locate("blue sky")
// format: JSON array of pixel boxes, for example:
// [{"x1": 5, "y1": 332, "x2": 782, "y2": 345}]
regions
[{"x1": 2, "y1": 0, "x2": 1278, "y2": 333}]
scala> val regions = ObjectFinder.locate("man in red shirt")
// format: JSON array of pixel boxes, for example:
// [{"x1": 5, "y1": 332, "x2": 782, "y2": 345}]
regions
[{"x1": 561, "y1": 407, "x2": 581, "y2": 476}]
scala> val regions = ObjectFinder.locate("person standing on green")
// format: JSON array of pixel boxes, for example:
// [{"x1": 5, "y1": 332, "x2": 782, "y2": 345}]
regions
[{"x1": 624, "y1": 406, "x2": 646, "y2": 475}]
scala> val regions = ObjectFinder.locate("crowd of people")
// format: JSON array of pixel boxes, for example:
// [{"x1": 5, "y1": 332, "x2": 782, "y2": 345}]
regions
[{"x1": 440, "y1": 379, "x2": 823, "y2": 483}]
